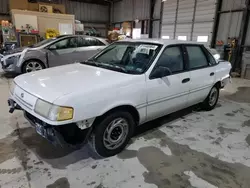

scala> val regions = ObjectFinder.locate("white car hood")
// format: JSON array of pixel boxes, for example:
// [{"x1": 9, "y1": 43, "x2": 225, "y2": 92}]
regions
[{"x1": 14, "y1": 63, "x2": 133, "y2": 103}]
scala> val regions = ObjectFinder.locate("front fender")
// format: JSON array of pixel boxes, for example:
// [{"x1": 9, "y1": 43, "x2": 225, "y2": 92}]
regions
[{"x1": 21, "y1": 50, "x2": 47, "y2": 68}]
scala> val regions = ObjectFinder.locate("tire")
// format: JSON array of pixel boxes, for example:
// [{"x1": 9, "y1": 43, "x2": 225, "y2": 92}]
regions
[
  {"x1": 89, "y1": 111, "x2": 135, "y2": 157},
  {"x1": 202, "y1": 85, "x2": 220, "y2": 111},
  {"x1": 22, "y1": 60, "x2": 45, "y2": 74}
]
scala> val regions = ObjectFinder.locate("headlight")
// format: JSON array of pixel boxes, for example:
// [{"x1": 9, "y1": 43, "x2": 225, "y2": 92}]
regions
[
  {"x1": 49, "y1": 105, "x2": 74, "y2": 121},
  {"x1": 10, "y1": 81, "x2": 16, "y2": 95},
  {"x1": 34, "y1": 99, "x2": 74, "y2": 121},
  {"x1": 34, "y1": 99, "x2": 52, "y2": 118}
]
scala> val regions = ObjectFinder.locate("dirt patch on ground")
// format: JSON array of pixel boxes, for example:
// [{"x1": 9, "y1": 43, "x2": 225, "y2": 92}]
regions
[
  {"x1": 225, "y1": 113, "x2": 235, "y2": 117},
  {"x1": 46, "y1": 177, "x2": 70, "y2": 188},
  {"x1": 0, "y1": 127, "x2": 92, "y2": 170},
  {"x1": 137, "y1": 130, "x2": 250, "y2": 188},
  {"x1": 245, "y1": 135, "x2": 250, "y2": 146},
  {"x1": 117, "y1": 149, "x2": 137, "y2": 160},
  {"x1": 218, "y1": 126, "x2": 240, "y2": 135},
  {"x1": 242, "y1": 120, "x2": 250, "y2": 127},
  {"x1": 225, "y1": 87, "x2": 250, "y2": 103}
]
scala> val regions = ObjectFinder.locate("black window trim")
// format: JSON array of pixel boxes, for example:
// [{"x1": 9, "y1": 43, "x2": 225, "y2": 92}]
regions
[
  {"x1": 149, "y1": 44, "x2": 188, "y2": 80},
  {"x1": 184, "y1": 44, "x2": 210, "y2": 71},
  {"x1": 201, "y1": 45, "x2": 219, "y2": 67}
]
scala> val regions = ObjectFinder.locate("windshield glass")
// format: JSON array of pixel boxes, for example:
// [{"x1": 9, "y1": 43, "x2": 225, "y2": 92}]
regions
[
  {"x1": 84, "y1": 42, "x2": 162, "y2": 74},
  {"x1": 31, "y1": 38, "x2": 57, "y2": 48}
]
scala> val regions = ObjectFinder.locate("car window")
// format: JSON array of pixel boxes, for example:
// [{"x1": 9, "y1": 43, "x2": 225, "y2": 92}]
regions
[
  {"x1": 156, "y1": 46, "x2": 184, "y2": 73},
  {"x1": 205, "y1": 48, "x2": 217, "y2": 65},
  {"x1": 77, "y1": 37, "x2": 104, "y2": 47},
  {"x1": 95, "y1": 39, "x2": 105, "y2": 46},
  {"x1": 77, "y1": 37, "x2": 85, "y2": 47},
  {"x1": 98, "y1": 45, "x2": 127, "y2": 62},
  {"x1": 186, "y1": 46, "x2": 208, "y2": 69},
  {"x1": 51, "y1": 38, "x2": 78, "y2": 49}
]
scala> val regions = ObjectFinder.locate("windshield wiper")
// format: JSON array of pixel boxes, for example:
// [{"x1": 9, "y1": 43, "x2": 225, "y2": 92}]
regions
[
  {"x1": 82, "y1": 60, "x2": 128, "y2": 73},
  {"x1": 102, "y1": 63, "x2": 128, "y2": 73},
  {"x1": 81, "y1": 60, "x2": 101, "y2": 67}
]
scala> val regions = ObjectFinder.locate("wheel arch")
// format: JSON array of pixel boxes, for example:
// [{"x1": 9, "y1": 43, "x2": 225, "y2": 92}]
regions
[
  {"x1": 93, "y1": 105, "x2": 140, "y2": 127},
  {"x1": 214, "y1": 81, "x2": 222, "y2": 89}
]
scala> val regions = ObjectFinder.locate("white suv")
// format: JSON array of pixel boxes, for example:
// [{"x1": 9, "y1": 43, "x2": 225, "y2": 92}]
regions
[{"x1": 8, "y1": 39, "x2": 231, "y2": 157}]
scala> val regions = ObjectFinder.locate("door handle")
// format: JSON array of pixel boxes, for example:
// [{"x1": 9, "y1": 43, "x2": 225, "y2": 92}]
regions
[
  {"x1": 182, "y1": 78, "x2": 190, "y2": 84},
  {"x1": 210, "y1": 72, "x2": 215, "y2": 76}
]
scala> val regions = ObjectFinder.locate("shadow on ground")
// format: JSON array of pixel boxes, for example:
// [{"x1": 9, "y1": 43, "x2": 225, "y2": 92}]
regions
[
  {"x1": 0, "y1": 72, "x2": 18, "y2": 79},
  {"x1": 0, "y1": 100, "x2": 223, "y2": 171}
]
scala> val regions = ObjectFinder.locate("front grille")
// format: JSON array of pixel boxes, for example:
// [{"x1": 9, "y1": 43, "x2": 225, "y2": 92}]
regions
[{"x1": 25, "y1": 112, "x2": 45, "y2": 126}]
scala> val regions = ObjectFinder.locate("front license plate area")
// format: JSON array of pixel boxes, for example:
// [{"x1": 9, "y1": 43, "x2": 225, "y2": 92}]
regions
[{"x1": 35, "y1": 123, "x2": 46, "y2": 138}]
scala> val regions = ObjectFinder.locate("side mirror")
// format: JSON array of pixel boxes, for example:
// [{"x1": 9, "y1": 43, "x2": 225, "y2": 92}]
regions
[
  {"x1": 150, "y1": 66, "x2": 172, "y2": 79},
  {"x1": 49, "y1": 45, "x2": 57, "y2": 50}
]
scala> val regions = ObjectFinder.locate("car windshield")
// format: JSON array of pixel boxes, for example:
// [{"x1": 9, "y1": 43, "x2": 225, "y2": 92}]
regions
[{"x1": 82, "y1": 42, "x2": 162, "y2": 74}]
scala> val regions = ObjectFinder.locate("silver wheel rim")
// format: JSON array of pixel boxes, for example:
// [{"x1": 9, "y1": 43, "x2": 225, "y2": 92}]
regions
[
  {"x1": 209, "y1": 87, "x2": 218, "y2": 106},
  {"x1": 25, "y1": 61, "x2": 43, "y2": 72},
  {"x1": 103, "y1": 118, "x2": 129, "y2": 150}
]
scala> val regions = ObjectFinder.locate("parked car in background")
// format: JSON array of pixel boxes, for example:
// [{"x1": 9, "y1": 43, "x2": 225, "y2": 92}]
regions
[
  {"x1": 1, "y1": 35, "x2": 108, "y2": 74},
  {"x1": 8, "y1": 39, "x2": 231, "y2": 157}
]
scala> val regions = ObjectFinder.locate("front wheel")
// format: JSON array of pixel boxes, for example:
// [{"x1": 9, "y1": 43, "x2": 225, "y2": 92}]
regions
[
  {"x1": 22, "y1": 60, "x2": 45, "y2": 73},
  {"x1": 89, "y1": 111, "x2": 135, "y2": 157},
  {"x1": 202, "y1": 85, "x2": 219, "y2": 111}
]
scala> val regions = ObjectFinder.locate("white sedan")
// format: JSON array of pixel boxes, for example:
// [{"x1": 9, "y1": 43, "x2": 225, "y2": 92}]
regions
[{"x1": 8, "y1": 39, "x2": 231, "y2": 157}]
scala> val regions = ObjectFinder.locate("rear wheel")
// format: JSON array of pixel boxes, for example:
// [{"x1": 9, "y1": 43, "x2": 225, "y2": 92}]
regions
[
  {"x1": 202, "y1": 85, "x2": 219, "y2": 111},
  {"x1": 22, "y1": 60, "x2": 45, "y2": 73},
  {"x1": 89, "y1": 111, "x2": 135, "y2": 157}
]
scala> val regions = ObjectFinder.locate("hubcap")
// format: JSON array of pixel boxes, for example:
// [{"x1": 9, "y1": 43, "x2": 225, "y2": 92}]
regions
[
  {"x1": 209, "y1": 87, "x2": 218, "y2": 106},
  {"x1": 26, "y1": 62, "x2": 43, "y2": 72},
  {"x1": 103, "y1": 118, "x2": 129, "y2": 150}
]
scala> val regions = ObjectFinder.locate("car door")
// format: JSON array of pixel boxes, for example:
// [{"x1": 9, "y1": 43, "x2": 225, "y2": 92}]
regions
[
  {"x1": 47, "y1": 37, "x2": 79, "y2": 67},
  {"x1": 74, "y1": 37, "x2": 106, "y2": 62},
  {"x1": 146, "y1": 45, "x2": 191, "y2": 121},
  {"x1": 184, "y1": 45, "x2": 216, "y2": 106}
]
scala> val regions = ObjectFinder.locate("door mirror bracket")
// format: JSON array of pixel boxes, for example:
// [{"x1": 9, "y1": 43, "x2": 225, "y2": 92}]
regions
[{"x1": 150, "y1": 66, "x2": 172, "y2": 79}]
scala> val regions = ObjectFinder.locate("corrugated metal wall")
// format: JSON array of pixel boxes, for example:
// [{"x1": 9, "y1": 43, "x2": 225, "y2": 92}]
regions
[
  {"x1": 153, "y1": 0, "x2": 161, "y2": 19},
  {"x1": 113, "y1": 0, "x2": 150, "y2": 23},
  {"x1": 58, "y1": 0, "x2": 109, "y2": 22},
  {"x1": 0, "y1": 0, "x2": 109, "y2": 22},
  {"x1": 58, "y1": 0, "x2": 109, "y2": 36},
  {"x1": 0, "y1": 0, "x2": 10, "y2": 20},
  {"x1": 152, "y1": 0, "x2": 161, "y2": 38},
  {"x1": 0, "y1": 0, "x2": 9, "y2": 14},
  {"x1": 216, "y1": 0, "x2": 245, "y2": 43},
  {"x1": 245, "y1": 15, "x2": 250, "y2": 46},
  {"x1": 152, "y1": 20, "x2": 160, "y2": 38},
  {"x1": 0, "y1": 0, "x2": 109, "y2": 36},
  {"x1": 161, "y1": 0, "x2": 177, "y2": 39},
  {"x1": 221, "y1": 0, "x2": 245, "y2": 11},
  {"x1": 161, "y1": 0, "x2": 216, "y2": 44}
]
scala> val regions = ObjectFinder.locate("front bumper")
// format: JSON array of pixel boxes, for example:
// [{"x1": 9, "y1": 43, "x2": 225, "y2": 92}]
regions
[
  {"x1": 8, "y1": 99, "x2": 92, "y2": 147},
  {"x1": 221, "y1": 76, "x2": 231, "y2": 88},
  {"x1": 1, "y1": 56, "x2": 22, "y2": 73}
]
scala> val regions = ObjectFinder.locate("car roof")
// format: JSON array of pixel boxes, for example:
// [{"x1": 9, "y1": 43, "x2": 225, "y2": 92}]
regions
[
  {"x1": 58, "y1": 35, "x2": 106, "y2": 40},
  {"x1": 117, "y1": 38, "x2": 203, "y2": 46}
]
